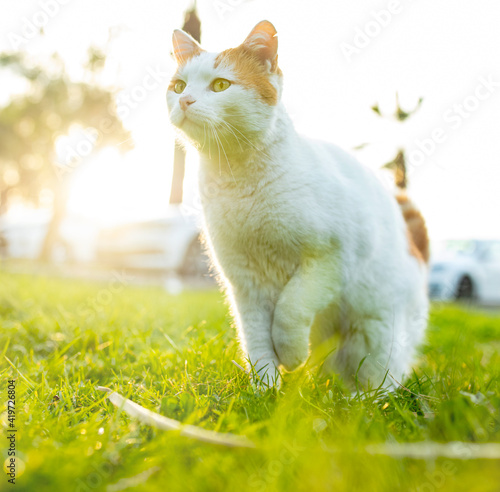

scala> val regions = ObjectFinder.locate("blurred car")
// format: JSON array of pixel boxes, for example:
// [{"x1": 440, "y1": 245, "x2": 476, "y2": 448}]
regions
[
  {"x1": 0, "y1": 210, "x2": 96, "y2": 263},
  {"x1": 96, "y1": 205, "x2": 210, "y2": 277},
  {"x1": 429, "y1": 240, "x2": 500, "y2": 304}
]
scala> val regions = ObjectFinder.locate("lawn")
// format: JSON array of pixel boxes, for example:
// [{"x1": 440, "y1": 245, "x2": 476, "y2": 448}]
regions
[{"x1": 1, "y1": 271, "x2": 500, "y2": 492}]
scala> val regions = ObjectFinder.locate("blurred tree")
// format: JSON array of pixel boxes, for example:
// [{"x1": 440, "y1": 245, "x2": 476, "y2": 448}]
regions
[
  {"x1": 382, "y1": 149, "x2": 407, "y2": 189},
  {"x1": 371, "y1": 92, "x2": 423, "y2": 189},
  {"x1": 0, "y1": 48, "x2": 132, "y2": 260},
  {"x1": 169, "y1": 2, "x2": 201, "y2": 205},
  {"x1": 371, "y1": 92, "x2": 423, "y2": 123}
]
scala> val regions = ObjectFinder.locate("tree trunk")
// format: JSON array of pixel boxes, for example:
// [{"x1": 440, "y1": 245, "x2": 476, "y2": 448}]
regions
[
  {"x1": 169, "y1": 140, "x2": 186, "y2": 205},
  {"x1": 394, "y1": 151, "x2": 407, "y2": 189},
  {"x1": 0, "y1": 185, "x2": 12, "y2": 215},
  {"x1": 39, "y1": 181, "x2": 68, "y2": 262}
]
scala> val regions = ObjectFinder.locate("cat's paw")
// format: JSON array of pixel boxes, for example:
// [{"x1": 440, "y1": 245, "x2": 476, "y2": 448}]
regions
[{"x1": 272, "y1": 329, "x2": 309, "y2": 372}]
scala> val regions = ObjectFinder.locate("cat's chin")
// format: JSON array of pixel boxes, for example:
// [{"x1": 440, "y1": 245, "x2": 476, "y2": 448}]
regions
[
  {"x1": 172, "y1": 123, "x2": 206, "y2": 152},
  {"x1": 178, "y1": 116, "x2": 203, "y2": 132},
  {"x1": 172, "y1": 117, "x2": 201, "y2": 139}
]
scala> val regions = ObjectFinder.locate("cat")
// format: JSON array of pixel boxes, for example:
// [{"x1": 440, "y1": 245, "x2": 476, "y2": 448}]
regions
[{"x1": 166, "y1": 20, "x2": 429, "y2": 390}]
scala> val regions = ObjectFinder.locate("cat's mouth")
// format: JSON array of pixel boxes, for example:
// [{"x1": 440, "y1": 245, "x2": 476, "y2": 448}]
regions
[
  {"x1": 175, "y1": 115, "x2": 206, "y2": 145},
  {"x1": 178, "y1": 114, "x2": 199, "y2": 129}
]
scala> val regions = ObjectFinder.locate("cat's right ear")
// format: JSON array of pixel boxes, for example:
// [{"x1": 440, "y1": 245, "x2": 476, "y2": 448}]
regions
[
  {"x1": 242, "y1": 20, "x2": 279, "y2": 72},
  {"x1": 172, "y1": 29, "x2": 203, "y2": 65}
]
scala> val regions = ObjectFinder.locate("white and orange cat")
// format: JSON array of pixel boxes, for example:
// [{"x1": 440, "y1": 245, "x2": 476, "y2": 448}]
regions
[{"x1": 167, "y1": 21, "x2": 429, "y2": 390}]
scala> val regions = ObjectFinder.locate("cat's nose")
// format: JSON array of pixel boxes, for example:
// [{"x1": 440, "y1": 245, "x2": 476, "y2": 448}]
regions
[{"x1": 179, "y1": 95, "x2": 196, "y2": 111}]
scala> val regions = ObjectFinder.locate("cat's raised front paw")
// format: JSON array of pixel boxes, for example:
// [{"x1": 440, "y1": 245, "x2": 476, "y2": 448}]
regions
[{"x1": 272, "y1": 328, "x2": 309, "y2": 372}]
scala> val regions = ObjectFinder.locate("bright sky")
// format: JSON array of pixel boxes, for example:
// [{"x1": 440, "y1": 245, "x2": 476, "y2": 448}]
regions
[{"x1": 1, "y1": 0, "x2": 499, "y2": 240}]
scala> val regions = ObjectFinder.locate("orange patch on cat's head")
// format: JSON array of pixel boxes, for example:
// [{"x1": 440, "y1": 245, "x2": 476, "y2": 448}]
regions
[
  {"x1": 214, "y1": 47, "x2": 281, "y2": 106},
  {"x1": 214, "y1": 20, "x2": 281, "y2": 106}
]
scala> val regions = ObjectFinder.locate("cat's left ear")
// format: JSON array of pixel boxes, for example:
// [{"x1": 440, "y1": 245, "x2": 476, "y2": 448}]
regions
[
  {"x1": 242, "y1": 20, "x2": 279, "y2": 72},
  {"x1": 172, "y1": 29, "x2": 203, "y2": 65}
]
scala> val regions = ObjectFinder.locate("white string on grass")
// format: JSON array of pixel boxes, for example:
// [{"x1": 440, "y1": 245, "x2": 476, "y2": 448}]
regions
[{"x1": 96, "y1": 386, "x2": 255, "y2": 449}]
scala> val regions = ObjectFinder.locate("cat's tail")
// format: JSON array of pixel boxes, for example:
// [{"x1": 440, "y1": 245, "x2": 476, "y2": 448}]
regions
[{"x1": 396, "y1": 192, "x2": 430, "y2": 264}]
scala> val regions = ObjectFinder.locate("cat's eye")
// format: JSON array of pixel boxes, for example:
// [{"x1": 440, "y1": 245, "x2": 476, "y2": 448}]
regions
[
  {"x1": 173, "y1": 80, "x2": 186, "y2": 94},
  {"x1": 212, "y1": 78, "x2": 231, "y2": 92}
]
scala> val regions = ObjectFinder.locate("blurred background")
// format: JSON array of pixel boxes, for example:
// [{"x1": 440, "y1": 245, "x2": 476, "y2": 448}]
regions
[{"x1": 0, "y1": 0, "x2": 499, "y2": 302}]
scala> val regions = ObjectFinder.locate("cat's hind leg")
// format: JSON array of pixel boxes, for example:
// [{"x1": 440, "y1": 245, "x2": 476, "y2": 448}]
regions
[{"x1": 334, "y1": 312, "x2": 418, "y2": 392}]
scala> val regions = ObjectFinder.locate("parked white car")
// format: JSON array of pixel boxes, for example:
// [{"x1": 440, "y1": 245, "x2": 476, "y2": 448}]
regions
[
  {"x1": 429, "y1": 240, "x2": 500, "y2": 304},
  {"x1": 96, "y1": 205, "x2": 210, "y2": 277},
  {"x1": 0, "y1": 210, "x2": 97, "y2": 263}
]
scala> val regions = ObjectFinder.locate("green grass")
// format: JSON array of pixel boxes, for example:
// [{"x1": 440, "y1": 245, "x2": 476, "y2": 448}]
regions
[{"x1": 1, "y1": 271, "x2": 499, "y2": 492}]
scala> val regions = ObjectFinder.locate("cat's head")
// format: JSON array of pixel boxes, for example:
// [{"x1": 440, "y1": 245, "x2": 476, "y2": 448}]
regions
[{"x1": 166, "y1": 21, "x2": 283, "y2": 156}]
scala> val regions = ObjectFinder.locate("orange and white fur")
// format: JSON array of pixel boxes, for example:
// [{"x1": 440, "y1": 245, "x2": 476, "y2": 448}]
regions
[{"x1": 167, "y1": 21, "x2": 429, "y2": 390}]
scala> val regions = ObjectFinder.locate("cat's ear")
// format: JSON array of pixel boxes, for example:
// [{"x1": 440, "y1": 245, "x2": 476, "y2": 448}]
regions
[
  {"x1": 172, "y1": 29, "x2": 203, "y2": 65},
  {"x1": 242, "y1": 20, "x2": 278, "y2": 71}
]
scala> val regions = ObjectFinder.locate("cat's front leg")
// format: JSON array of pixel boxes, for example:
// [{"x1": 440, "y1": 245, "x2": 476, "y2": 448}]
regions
[
  {"x1": 272, "y1": 252, "x2": 342, "y2": 371},
  {"x1": 230, "y1": 284, "x2": 281, "y2": 386}
]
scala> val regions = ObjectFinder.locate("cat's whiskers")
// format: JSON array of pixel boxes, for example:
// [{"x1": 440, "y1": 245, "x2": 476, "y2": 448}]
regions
[
  {"x1": 222, "y1": 121, "x2": 254, "y2": 149},
  {"x1": 203, "y1": 123, "x2": 212, "y2": 159},
  {"x1": 206, "y1": 124, "x2": 212, "y2": 159},
  {"x1": 223, "y1": 121, "x2": 272, "y2": 161},
  {"x1": 201, "y1": 123, "x2": 206, "y2": 153},
  {"x1": 209, "y1": 125, "x2": 222, "y2": 176},
  {"x1": 210, "y1": 124, "x2": 236, "y2": 184},
  {"x1": 215, "y1": 126, "x2": 237, "y2": 184},
  {"x1": 218, "y1": 121, "x2": 244, "y2": 153}
]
